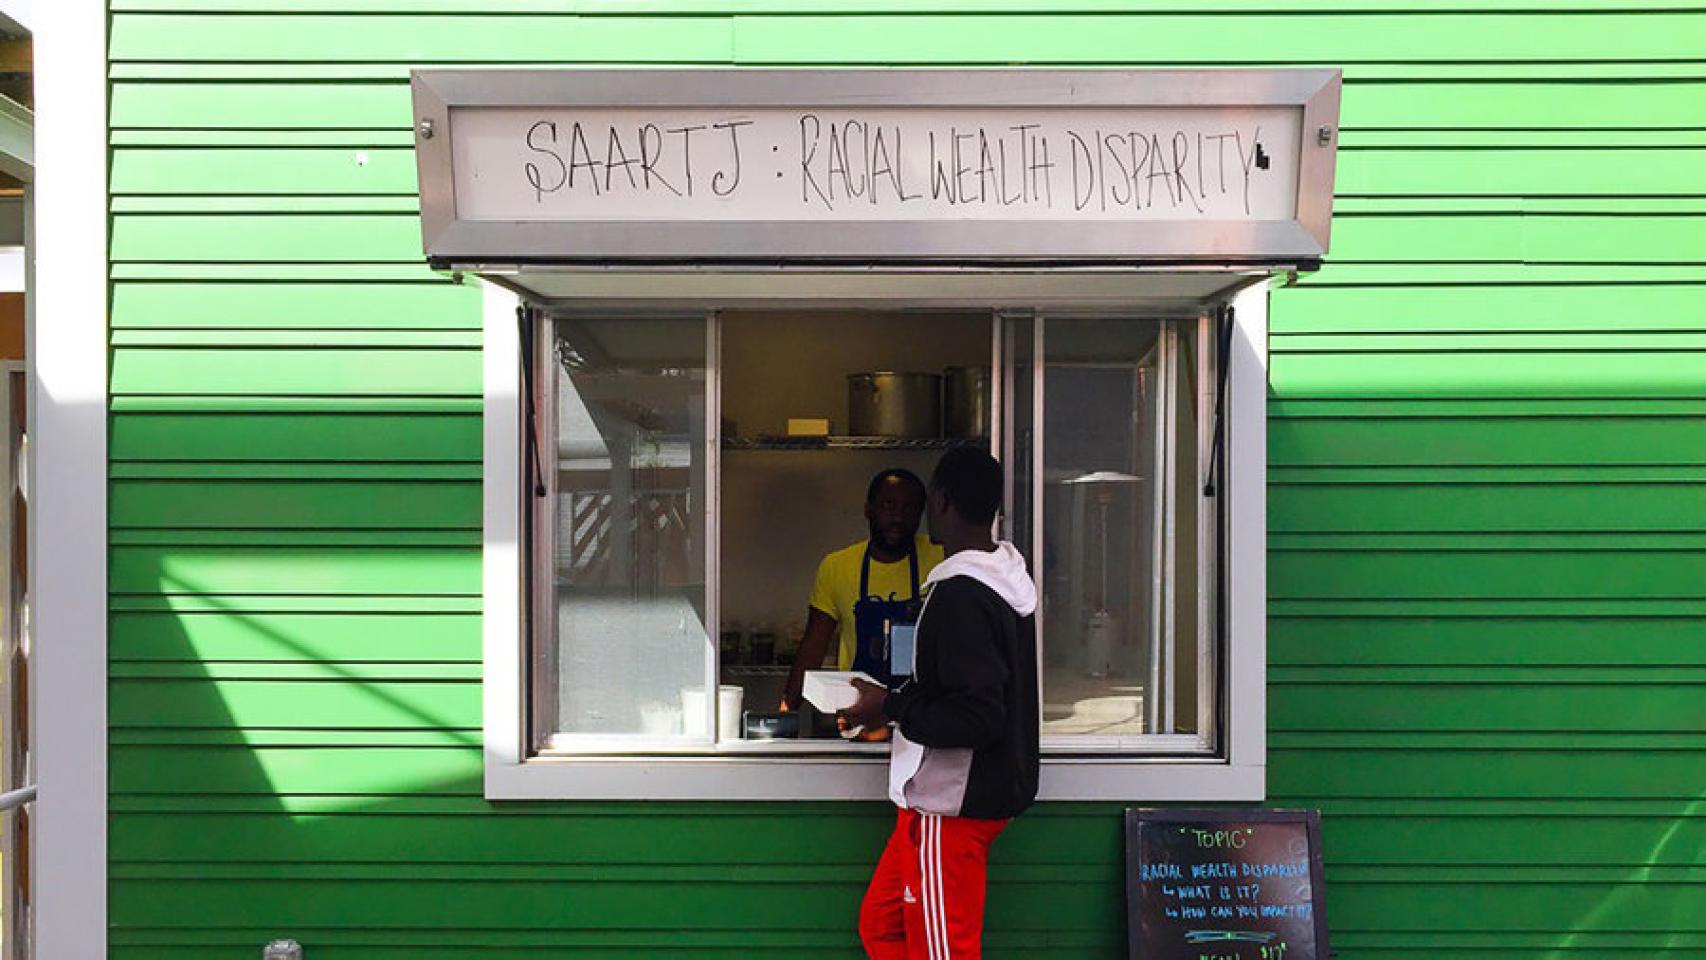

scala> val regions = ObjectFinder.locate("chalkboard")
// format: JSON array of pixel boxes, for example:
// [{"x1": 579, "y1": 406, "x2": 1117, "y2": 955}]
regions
[{"x1": 1125, "y1": 809, "x2": 1330, "y2": 960}]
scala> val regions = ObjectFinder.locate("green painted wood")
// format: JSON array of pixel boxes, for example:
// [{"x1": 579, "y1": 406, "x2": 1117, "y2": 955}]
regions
[
  {"x1": 109, "y1": 612, "x2": 479, "y2": 662},
  {"x1": 111, "y1": 462, "x2": 482, "y2": 480},
  {"x1": 111, "y1": 480, "x2": 480, "y2": 529},
  {"x1": 1268, "y1": 548, "x2": 1706, "y2": 599},
  {"x1": 111, "y1": 594, "x2": 483, "y2": 614},
  {"x1": 1268, "y1": 681, "x2": 1706, "y2": 733},
  {"x1": 107, "y1": 78, "x2": 1706, "y2": 131},
  {"x1": 104, "y1": 4, "x2": 1706, "y2": 959},
  {"x1": 111, "y1": 330, "x2": 481, "y2": 347},
  {"x1": 1270, "y1": 350, "x2": 1706, "y2": 398},
  {"x1": 1270, "y1": 284, "x2": 1706, "y2": 334},
  {"x1": 110, "y1": 678, "x2": 481, "y2": 728},
  {"x1": 1271, "y1": 483, "x2": 1706, "y2": 532},
  {"x1": 1270, "y1": 617, "x2": 1706, "y2": 667},
  {"x1": 112, "y1": 413, "x2": 480, "y2": 461},
  {"x1": 106, "y1": 12, "x2": 1706, "y2": 62},
  {"x1": 110, "y1": 347, "x2": 479, "y2": 396},
  {"x1": 110, "y1": 745, "x2": 485, "y2": 795},
  {"x1": 110, "y1": 545, "x2": 480, "y2": 595},
  {"x1": 1270, "y1": 415, "x2": 1706, "y2": 466},
  {"x1": 102, "y1": 60, "x2": 1706, "y2": 81},
  {"x1": 107, "y1": 806, "x2": 1706, "y2": 866}
]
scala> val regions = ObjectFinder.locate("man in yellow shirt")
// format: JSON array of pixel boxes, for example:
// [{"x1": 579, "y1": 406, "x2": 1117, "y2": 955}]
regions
[{"x1": 781, "y1": 468, "x2": 945, "y2": 711}]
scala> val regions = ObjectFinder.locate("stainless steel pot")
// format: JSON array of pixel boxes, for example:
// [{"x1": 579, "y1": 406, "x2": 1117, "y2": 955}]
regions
[
  {"x1": 943, "y1": 366, "x2": 992, "y2": 438},
  {"x1": 847, "y1": 372, "x2": 942, "y2": 438}
]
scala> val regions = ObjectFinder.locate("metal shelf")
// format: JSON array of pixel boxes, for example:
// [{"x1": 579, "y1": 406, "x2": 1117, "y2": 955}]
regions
[{"x1": 722, "y1": 435, "x2": 988, "y2": 451}]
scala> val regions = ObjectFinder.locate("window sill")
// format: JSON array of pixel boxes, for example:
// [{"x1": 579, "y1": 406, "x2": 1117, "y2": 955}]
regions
[{"x1": 484, "y1": 751, "x2": 1263, "y2": 802}]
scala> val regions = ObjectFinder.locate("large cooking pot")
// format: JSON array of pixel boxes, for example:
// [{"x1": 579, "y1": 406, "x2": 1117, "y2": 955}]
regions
[
  {"x1": 943, "y1": 366, "x2": 992, "y2": 438},
  {"x1": 848, "y1": 372, "x2": 942, "y2": 438}
]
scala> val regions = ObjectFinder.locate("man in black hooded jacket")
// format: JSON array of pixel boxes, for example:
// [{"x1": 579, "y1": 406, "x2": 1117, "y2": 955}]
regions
[{"x1": 841, "y1": 447, "x2": 1040, "y2": 960}]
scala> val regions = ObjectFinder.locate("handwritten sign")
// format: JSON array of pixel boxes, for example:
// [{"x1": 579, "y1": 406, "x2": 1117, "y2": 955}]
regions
[
  {"x1": 1125, "y1": 809, "x2": 1330, "y2": 960},
  {"x1": 450, "y1": 106, "x2": 1300, "y2": 223}
]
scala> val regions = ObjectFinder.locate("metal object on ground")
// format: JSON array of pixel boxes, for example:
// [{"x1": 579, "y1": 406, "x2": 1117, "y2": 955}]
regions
[
  {"x1": 264, "y1": 940, "x2": 303, "y2": 960},
  {"x1": 847, "y1": 372, "x2": 942, "y2": 438}
]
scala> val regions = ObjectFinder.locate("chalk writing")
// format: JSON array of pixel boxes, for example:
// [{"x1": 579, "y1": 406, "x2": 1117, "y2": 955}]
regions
[{"x1": 1127, "y1": 811, "x2": 1328, "y2": 960}]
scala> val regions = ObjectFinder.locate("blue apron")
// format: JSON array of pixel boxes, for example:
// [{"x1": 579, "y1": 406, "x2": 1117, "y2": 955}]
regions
[{"x1": 851, "y1": 545, "x2": 923, "y2": 688}]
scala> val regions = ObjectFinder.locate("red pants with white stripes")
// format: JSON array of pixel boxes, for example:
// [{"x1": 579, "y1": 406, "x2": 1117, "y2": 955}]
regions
[{"x1": 859, "y1": 807, "x2": 1009, "y2": 960}]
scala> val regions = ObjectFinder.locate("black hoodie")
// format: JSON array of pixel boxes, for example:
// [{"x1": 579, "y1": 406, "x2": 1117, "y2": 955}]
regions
[{"x1": 883, "y1": 541, "x2": 1040, "y2": 820}]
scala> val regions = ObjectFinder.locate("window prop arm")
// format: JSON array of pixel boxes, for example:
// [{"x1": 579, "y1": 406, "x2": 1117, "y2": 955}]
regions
[
  {"x1": 516, "y1": 305, "x2": 548, "y2": 499},
  {"x1": 1202, "y1": 305, "x2": 1235, "y2": 497}
]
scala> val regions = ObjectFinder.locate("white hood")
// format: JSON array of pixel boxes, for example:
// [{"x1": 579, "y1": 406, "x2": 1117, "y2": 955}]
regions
[{"x1": 923, "y1": 541, "x2": 1038, "y2": 617}]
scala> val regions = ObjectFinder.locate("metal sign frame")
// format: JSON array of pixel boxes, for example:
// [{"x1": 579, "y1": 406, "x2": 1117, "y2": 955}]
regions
[{"x1": 411, "y1": 68, "x2": 1340, "y2": 267}]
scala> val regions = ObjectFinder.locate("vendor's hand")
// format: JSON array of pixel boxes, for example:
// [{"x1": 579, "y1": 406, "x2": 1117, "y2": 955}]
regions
[
  {"x1": 837, "y1": 677, "x2": 889, "y2": 732},
  {"x1": 781, "y1": 673, "x2": 804, "y2": 713}
]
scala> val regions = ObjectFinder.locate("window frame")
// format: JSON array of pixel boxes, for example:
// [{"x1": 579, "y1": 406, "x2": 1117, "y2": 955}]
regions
[{"x1": 481, "y1": 278, "x2": 1267, "y2": 801}]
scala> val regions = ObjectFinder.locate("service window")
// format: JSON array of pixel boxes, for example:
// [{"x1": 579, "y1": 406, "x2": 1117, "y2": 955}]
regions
[{"x1": 524, "y1": 309, "x2": 1221, "y2": 760}]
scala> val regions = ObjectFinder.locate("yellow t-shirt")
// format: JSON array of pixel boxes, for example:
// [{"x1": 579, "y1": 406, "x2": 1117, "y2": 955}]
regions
[{"x1": 809, "y1": 535, "x2": 945, "y2": 671}]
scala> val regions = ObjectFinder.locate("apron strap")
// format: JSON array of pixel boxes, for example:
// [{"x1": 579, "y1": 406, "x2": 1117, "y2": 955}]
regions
[{"x1": 860, "y1": 542, "x2": 921, "y2": 600}]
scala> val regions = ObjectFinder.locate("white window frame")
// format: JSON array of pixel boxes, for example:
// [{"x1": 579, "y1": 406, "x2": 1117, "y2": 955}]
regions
[
  {"x1": 32, "y1": 2, "x2": 113, "y2": 958},
  {"x1": 482, "y1": 278, "x2": 1267, "y2": 801}
]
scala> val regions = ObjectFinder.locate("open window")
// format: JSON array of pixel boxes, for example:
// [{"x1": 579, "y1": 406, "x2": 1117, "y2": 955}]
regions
[
  {"x1": 478, "y1": 270, "x2": 1270, "y2": 801},
  {"x1": 526, "y1": 306, "x2": 1223, "y2": 759}
]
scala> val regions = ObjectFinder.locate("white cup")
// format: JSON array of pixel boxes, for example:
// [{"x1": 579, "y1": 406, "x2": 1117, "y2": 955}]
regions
[{"x1": 681, "y1": 684, "x2": 745, "y2": 740}]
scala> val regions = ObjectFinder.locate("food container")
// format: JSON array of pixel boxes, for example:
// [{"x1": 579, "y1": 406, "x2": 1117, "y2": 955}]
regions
[
  {"x1": 848, "y1": 372, "x2": 942, "y2": 438},
  {"x1": 742, "y1": 710, "x2": 800, "y2": 740},
  {"x1": 943, "y1": 365, "x2": 992, "y2": 438},
  {"x1": 681, "y1": 684, "x2": 744, "y2": 741},
  {"x1": 802, "y1": 670, "x2": 879, "y2": 713}
]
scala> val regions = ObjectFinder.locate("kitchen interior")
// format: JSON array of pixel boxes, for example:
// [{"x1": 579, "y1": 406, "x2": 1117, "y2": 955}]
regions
[
  {"x1": 545, "y1": 307, "x2": 1196, "y2": 748},
  {"x1": 718, "y1": 309, "x2": 990, "y2": 740}
]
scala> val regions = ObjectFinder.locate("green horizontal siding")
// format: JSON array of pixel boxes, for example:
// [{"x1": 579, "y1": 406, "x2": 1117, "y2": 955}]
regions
[{"x1": 106, "y1": 4, "x2": 1706, "y2": 959}]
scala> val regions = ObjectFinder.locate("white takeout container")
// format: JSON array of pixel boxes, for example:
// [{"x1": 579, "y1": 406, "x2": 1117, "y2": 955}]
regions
[{"x1": 802, "y1": 670, "x2": 878, "y2": 713}]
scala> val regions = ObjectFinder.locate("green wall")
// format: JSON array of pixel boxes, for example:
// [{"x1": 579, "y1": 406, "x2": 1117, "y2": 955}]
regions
[{"x1": 107, "y1": 2, "x2": 1706, "y2": 957}]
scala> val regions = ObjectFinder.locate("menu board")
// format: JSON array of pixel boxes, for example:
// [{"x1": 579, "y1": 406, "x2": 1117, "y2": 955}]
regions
[{"x1": 1125, "y1": 809, "x2": 1329, "y2": 960}]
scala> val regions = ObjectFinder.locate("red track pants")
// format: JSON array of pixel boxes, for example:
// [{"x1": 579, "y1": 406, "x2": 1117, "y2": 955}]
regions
[{"x1": 859, "y1": 807, "x2": 1009, "y2": 960}]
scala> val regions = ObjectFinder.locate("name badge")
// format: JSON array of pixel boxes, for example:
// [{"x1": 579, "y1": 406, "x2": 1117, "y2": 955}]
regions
[{"x1": 889, "y1": 623, "x2": 917, "y2": 678}]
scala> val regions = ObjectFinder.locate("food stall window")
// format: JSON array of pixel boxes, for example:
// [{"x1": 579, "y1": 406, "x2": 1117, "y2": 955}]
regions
[{"x1": 522, "y1": 309, "x2": 1221, "y2": 759}]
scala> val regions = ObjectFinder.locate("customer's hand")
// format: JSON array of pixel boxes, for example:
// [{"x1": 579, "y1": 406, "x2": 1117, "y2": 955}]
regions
[{"x1": 838, "y1": 677, "x2": 889, "y2": 732}]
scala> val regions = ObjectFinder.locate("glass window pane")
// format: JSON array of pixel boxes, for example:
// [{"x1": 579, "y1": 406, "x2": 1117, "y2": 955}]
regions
[
  {"x1": 1039, "y1": 318, "x2": 1161, "y2": 738},
  {"x1": 548, "y1": 317, "x2": 709, "y2": 739}
]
